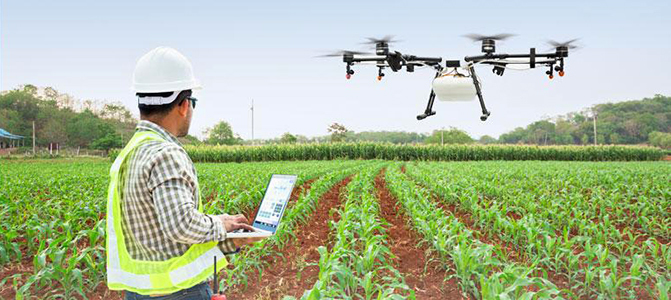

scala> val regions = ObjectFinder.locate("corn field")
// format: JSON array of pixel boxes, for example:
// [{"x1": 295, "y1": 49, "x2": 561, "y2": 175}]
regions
[
  {"x1": 109, "y1": 143, "x2": 665, "y2": 163},
  {"x1": 1, "y1": 159, "x2": 669, "y2": 299}
]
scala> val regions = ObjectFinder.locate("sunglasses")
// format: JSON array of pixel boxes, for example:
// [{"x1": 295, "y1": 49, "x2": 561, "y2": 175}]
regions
[{"x1": 187, "y1": 96, "x2": 198, "y2": 109}]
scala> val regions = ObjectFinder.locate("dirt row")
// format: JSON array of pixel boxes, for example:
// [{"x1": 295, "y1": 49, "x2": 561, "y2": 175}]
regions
[
  {"x1": 374, "y1": 169, "x2": 466, "y2": 299},
  {"x1": 226, "y1": 177, "x2": 351, "y2": 299}
]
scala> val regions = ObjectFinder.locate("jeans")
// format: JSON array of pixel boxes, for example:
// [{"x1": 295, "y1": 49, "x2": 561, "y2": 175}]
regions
[{"x1": 124, "y1": 282, "x2": 213, "y2": 300}]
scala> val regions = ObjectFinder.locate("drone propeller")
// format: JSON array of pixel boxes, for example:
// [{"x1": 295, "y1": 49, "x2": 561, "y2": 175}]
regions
[
  {"x1": 547, "y1": 38, "x2": 580, "y2": 49},
  {"x1": 361, "y1": 35, "x2": 400, "y2": 45},
  {"x1": 463, "y1": 33, "x2": 515, "y2": 42},
  {"x1": 464, "y1": 33, "x2": 515, "y2": 54},
  {"x1": 362, "y1": 35, "x2": 401, "y2": 56},
  {"x1": 316, "y1": 50, "x2": 371, "y2": 57}
]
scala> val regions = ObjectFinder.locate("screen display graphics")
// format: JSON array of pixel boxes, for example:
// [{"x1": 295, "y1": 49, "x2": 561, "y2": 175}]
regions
[{"x1": 254, "y1": 175, "x2": 296, "y2": 229}]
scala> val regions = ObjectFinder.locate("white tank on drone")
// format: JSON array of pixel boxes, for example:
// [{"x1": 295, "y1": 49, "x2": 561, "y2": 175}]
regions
[{"x1": 432, "y1": 68, "x2": 477, "y2": 102}]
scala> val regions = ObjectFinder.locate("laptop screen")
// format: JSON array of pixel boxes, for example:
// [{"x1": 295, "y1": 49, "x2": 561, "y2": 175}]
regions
[{"x1": 253, "y1": 174, "x2": 297, "y2": 232}]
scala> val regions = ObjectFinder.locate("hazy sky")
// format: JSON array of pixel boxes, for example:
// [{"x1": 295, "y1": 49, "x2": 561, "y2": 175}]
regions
[{"x1": 2, "y1": 1, "x2": 670, "y2": 139}]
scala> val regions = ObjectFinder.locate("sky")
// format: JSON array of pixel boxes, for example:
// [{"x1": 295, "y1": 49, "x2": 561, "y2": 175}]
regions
[{"x1": 2, "y1": 0, "x2": 670, "y2": 140}]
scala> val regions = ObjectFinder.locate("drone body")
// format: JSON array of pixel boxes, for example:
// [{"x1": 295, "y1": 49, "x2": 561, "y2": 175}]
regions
[{"x1": 321, "y1": 35, "x2": 578, "y2": 121}]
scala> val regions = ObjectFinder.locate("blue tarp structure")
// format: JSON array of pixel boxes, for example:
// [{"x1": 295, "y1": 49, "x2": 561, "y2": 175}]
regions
[{"x1": 0, "y1": 128, "x2": 25, "y2": 140}]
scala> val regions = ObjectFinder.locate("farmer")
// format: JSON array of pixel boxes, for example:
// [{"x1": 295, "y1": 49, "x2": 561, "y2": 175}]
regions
[{"x1": 106, "y1": 47, "x2": 263, "y2": 299}]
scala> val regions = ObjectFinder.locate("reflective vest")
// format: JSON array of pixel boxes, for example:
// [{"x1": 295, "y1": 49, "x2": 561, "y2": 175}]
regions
[{"x1": 106, "y1": 131, "x2": 227, "y2": 295}]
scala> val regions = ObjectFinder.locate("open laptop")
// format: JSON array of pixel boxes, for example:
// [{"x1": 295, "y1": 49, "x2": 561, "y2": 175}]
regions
[{"x1": 227, "y1": 174, "x2": 298, "y2": 238}]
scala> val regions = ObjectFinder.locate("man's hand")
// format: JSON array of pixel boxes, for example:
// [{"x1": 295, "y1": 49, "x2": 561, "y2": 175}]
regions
[
  {"x1": 218, "y1": 214, "x2": 267, "y2": 248},
  {"x1": 218, "y1": 214, "x2": 254, "y2": 232}
]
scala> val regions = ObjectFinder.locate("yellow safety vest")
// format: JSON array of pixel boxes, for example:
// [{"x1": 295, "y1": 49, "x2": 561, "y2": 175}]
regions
[{"x1": 106, "y1": 131, "x2": 227, "y2": 295}]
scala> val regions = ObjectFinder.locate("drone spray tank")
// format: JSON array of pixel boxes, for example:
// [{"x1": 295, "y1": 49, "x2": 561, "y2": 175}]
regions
[{"x1": 432, "y1": 69, "x2": 477, "y2": 102}]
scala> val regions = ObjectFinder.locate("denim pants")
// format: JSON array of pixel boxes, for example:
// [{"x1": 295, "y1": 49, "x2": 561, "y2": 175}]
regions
[{"x1": 124, "y1": 282, "x2": 213, "y2": 300}]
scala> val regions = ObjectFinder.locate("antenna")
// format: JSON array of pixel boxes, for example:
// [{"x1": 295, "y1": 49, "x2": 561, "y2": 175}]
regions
[
  {"x1": 213, "y1": 256, "x2": 217, "y2": 294},
  {"x1": 251, "y1": 99, "x2": 255, "y2": 145}
]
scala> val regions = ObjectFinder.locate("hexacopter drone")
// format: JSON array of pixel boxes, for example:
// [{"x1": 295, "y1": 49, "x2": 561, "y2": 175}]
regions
[{"x1": 321, "y1": 34, "x2": 578, "y2": 121}]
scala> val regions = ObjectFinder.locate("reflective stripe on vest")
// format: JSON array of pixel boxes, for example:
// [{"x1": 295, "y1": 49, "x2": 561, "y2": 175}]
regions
[{"x1": 106, "y1": 131, "x2": 227, "y2": 295}]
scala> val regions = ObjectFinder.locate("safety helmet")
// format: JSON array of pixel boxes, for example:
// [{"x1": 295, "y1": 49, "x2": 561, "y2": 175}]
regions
[{"x1": 132, "y1": 46, "x2": 202, "y2": 94}]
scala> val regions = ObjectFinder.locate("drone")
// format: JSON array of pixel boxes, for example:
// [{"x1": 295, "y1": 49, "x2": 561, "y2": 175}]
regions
[{"x1": 320, "y1": 34, "x2": 578, "y2": 121}]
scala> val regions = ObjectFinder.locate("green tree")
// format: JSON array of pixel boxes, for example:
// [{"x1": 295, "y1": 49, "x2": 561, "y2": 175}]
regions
[
  {"x1": 478, "y1": 135, "x2": 498, "y2": 144},
  {"x1": 328, "y1": 123, "x2": 348, "y2": 143},
  {"x1": 348, "y1": 131, "x2": 428, "y2": 144},
  {"x1": 649, "y1": 131, "x2": 671, "y2": 149},
  {"x1": 581, "y1": 134, "x2": 589, "y2": 145},
  {"x1": 90, "y1": 132, "x2": 123, "y2": 153},
  {"x1": 279, "y1": 132, "x2": 297, "y2": 144},
  {"x1": 609, "y1": 133, "x2": 620, "y2": 144},
  {"x1": 499, "y1": 127, "x2": 527, "y2": 144},
  {"x1": 178, "y1": 135, "x2": 202, "y2": 145},
  {"x1": 424, "y1": 128, "x2": 473, "y2": 145},
  {"x1": 204, "y1": 121, "x2": 241, "y2": 145},
  {"x1": 66, "y1": 109, "x2": 112, "y2": 148}
]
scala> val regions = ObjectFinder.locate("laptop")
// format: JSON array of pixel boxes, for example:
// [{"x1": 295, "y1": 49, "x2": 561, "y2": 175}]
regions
[{"x1": 227, "y1": 174, "x2": 298, "y2": 238}]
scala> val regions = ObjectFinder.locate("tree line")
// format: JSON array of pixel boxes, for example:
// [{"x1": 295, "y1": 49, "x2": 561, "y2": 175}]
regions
[
  {"x1": 0, "y1": 85, "x2": 132, "y2": 152},
  {"x1": 497, "y1": 95, "x2": 670, "y2": 147},
  {"x1": 1, "y1": 85, "x2": 668, "y2": 152}
]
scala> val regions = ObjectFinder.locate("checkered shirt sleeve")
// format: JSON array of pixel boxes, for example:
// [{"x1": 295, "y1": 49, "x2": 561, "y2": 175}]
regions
[{"x1": 147, "y1": 145, "x2": 239, "y2": 254}]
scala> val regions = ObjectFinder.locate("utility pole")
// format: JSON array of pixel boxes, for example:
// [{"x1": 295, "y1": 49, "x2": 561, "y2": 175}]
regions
[
  {"x1": 250, "y1": 99, "x2": 255, "y2": 145},
  {"x1": 592, "y1": 107, "x2": 598, "y2": 146},
  {"x1": 32, "y1": 121, "x2": 36, "y2": 154},
  {"x1": 441, "y1": 127, "x2": 445, "y2": 146}
]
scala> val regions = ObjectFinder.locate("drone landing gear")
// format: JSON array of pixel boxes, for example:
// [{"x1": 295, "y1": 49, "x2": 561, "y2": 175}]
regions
[
  {"x1": 416, "y1": 70, "x2": 441, "y2": 120},
  {"x1": 416, "y1": 89, "x2": 436, "y2": 120},
  {"x1": 468, "y1": 64, "x2": 491, "y2": 121}
]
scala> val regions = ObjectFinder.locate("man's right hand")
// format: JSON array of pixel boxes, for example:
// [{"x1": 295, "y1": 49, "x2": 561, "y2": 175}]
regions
[{"x1": 218, "y1": 214, "x2": 255, "y2": 232}]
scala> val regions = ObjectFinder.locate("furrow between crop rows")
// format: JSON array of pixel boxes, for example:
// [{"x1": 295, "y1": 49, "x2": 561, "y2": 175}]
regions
[
  {"x1": 374, "y1": 168, "x2": 466, "y2": 299},
  {"x1": 228, "y1": 176, "x2": 352, "y2": 299},
  {"x1": 406, "y1": 161, "x2": 668, "y2": 299},
  {"x1": 385, "y1": 164, "x2": 561, "y2": 299},
  {"x1": 221, "y1": 161, "x2": 374, "y2": 296},
  {"x1": 300, "y1": 163, "x2": 413, "y2": 299}
]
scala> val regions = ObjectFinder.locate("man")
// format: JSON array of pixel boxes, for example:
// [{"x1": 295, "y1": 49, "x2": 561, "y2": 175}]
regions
[{"x1": 106, "y1": 47, "x2": 262, "y2": 299}]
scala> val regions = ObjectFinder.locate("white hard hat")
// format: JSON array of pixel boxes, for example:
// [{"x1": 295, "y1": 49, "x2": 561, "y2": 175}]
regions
[{"x1": 132, "y1": 46, "x2": 202, "y2": 94}]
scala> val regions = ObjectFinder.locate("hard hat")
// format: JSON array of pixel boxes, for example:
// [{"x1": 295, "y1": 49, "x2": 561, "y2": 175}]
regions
[{"x1": 132, "y1": 46, "x2": 202, "y2": 94}]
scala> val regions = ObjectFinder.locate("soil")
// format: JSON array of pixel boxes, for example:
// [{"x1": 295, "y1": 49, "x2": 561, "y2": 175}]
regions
[
  {"x1": 226, "y1": 176, "x2": 352, "y2": 300},
  {"x1": 0, "y1": 258, "x2": 33, "y2": 299},
  {"x1": 374, "y1": 169, "x2": 466, "y2": 299}
]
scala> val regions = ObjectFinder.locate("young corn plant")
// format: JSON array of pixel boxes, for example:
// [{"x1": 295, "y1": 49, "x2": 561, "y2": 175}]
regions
[
  {"x1": 302, "y1": 164, "x2": 411, "y2": 300},
  {"x1": 384, "y1": 164, "x2": 560, "y2": 299}
]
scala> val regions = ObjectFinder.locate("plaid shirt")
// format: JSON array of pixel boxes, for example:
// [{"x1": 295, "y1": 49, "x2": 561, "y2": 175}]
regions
[{"x1": 120, "y1": 120, "x2": 238, "y2": 261}]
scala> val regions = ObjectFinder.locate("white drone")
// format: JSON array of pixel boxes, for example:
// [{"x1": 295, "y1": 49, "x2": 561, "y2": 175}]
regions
[{"x1": 321, "y1": 34, "x2": 578, "y2": 121}]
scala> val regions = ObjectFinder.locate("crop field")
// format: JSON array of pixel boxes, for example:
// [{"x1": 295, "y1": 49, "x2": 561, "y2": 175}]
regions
[{"x1": 1, "y1": 159, "x2": 669, "y2": 299}]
